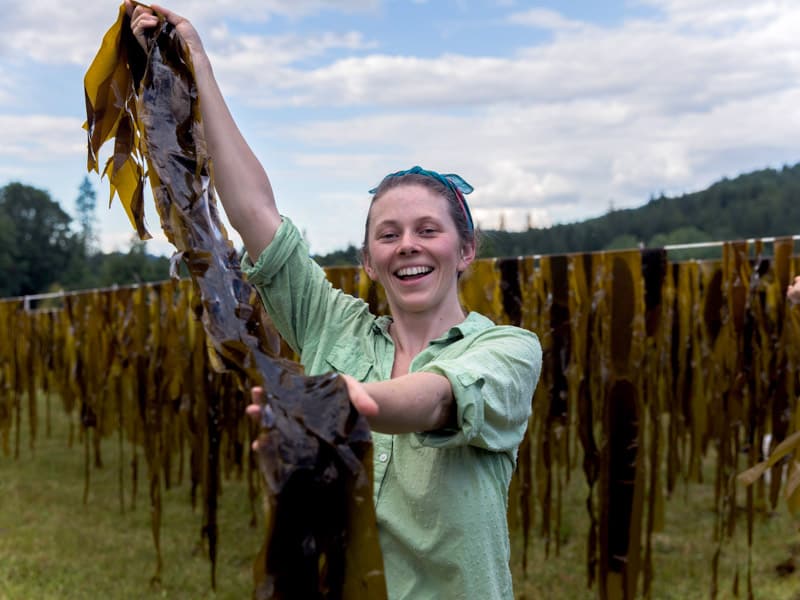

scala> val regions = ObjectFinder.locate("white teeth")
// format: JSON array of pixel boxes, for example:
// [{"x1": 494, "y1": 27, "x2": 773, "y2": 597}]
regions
[{"x1": 396, "y1": 266, "x2": 433, "y2": 277}]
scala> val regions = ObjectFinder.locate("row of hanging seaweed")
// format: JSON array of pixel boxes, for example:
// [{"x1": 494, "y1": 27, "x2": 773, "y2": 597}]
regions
[{"x1": 1, "y1": 238, "x2": 799, "y2": 599}]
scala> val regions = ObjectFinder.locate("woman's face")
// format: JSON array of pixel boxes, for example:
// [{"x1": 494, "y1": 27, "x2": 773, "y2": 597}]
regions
[{"x1": 363, "y1": 184, "x2": 475, "y2": 317}]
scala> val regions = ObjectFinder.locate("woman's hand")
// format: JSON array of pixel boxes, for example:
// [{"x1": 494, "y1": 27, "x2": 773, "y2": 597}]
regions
[
  {"x1": 245, "y1": 379, "x2": 380, "y2": 448},
  {"x1": 246, "y1": 380, "x2": 379, "y2": 420},
  {"x1": 788, "y1": 275, "x2": 800, "y2": 305},
  {"x1": 339, "y1": 374, "x2": 381, "y2": 417},
  {"x1": 124, "y1": 1, "x2": 205, "y2": 58}
]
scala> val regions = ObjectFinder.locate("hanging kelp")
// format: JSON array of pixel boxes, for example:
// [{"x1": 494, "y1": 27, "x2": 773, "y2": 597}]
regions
[
  {"x1": 541, "y1": 255, "x2": 571, "y2": 559},
  {"x1": 736, "y1": 238, "x2": 800, "y2": 598},
  {"x1": 597, "y1": 251, "x2": 647, "y2": 600},
  {"x1": 708, "y1": 242, "x2": 748, "y2": 599},
  {"x1": 640, "y1": 249, "x2": 670, "y2": 600},
  {"x1": 84, "y1": 5, "x2": 386, "y2": 598},
  {"x1": 0, "y1": 300, "x2": 22, "y2": 456},
  {"x1": 510, "y1": 255, "x2": 545, "y2": 573},
  {"x1": 667, "y1": 261, "x2": 694, "y2": 493},
  {"x1": 567, "y1": 253, "x2": 599, "y2": 586},
  {"x1": 2, "y1": 235, "x2": 800, "y2": 598}
]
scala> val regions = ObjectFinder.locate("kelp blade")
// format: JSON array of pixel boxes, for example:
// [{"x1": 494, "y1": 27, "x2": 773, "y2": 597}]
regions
[{"x1": 84, "y1": 5, "x2": 387, "y2": 598}]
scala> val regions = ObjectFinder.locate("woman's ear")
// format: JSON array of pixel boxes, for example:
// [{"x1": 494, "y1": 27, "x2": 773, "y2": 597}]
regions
[
  {"x1": 362, "y1": 248, "x2": 378, "y2": 281},
  {"x1": 458, "y1": 241, "x2": 476, "y2": 272}
]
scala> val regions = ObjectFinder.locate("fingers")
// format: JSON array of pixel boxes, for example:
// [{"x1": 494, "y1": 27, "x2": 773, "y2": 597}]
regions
[
  {"x1": 247, "y1": 386, "x2": 264, "y2": 450},
  {"x1": 124, "y1": 2, "x2": 183, "y2": 44},
  {"x1": 353, "y1": 392, "x2": 380, "y2": 417},
  {"x1": 125, "y1": 1, "x2": 160, "y2": 49},
  {"x1": 152, "y1": 5, "x2": 206, "y2": 57},
  {"x1": 246, "y1": 386, "x2": 264, "y2": 421},
  {"x1": 150, "y1": 4, "x2": 182, "y2": 25},
  {"x1": 341, "y1": 374, "x2": 380, "y2": 418},
  {"x1": 251, "y1": 385, "x2": 264, "y2": 404},
  {"x1": 124, "y1": 2, "x2": 206, "y2": 59},
  {"x1": 246, "y1": 376, "x2": 378, "y2": 456}
]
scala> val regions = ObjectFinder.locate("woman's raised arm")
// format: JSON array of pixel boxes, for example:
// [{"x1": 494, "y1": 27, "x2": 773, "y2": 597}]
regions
[{"x1": 126, "y1": 1, "x2": 281, "y2": 259}]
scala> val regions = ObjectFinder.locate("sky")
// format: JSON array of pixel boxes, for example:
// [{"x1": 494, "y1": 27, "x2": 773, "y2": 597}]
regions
[{"x1": 1, "y1": 0, "x2": 799, "y2": 257}]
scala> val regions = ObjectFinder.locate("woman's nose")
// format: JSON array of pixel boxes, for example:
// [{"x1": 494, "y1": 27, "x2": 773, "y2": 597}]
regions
[{"x1": 397, "y1": 231, "x2": 420, "y2": 254}]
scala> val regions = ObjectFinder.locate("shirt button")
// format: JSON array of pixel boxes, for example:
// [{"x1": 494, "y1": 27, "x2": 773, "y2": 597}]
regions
[{"x1": 378, "y1": 452, "x2": 389, "y2": 463}]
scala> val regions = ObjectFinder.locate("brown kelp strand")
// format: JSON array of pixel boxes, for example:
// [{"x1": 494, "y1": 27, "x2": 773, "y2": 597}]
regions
[
  {"x1": 640, "y1": 248, "x2": 669, "y2": 600},
  {"x1": 83, "y1": 5, "x2": 386, "y2": 598},
  {"x1": 0, "y1": 300, "x2": 21, "y2": 457}
]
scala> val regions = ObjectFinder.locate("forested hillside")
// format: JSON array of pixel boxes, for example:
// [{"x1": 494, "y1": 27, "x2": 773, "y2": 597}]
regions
[
  {"x1": 4, "y1": 163, "x2": 799, "y2": 295},
  {"x1": 477, "y1": 163, "x2": 800, "y2": 259}
]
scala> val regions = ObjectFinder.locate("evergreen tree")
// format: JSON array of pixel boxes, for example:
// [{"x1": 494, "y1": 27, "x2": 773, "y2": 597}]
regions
[{"x1": 75, "y1": 175, "x2": 98, "y2": 254}]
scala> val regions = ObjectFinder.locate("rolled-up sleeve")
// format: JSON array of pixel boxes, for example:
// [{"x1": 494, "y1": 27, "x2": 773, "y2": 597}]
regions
[
  {"x1": 241, "y1": 216, "x2": 372, "y2": 360},
  {"x1": 416, "y1": 326, "x2": 541, "y2": 454}
]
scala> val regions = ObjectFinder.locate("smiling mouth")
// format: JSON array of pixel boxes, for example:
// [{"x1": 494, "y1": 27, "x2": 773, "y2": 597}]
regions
[{"x1": 395, "y1": 266, "x2": 433, "y2": 280}]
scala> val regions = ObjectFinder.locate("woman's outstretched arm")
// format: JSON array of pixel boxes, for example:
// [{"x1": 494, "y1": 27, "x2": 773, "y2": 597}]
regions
[
  {"x1": 247, "y1": 373, "x2": 455, "y2": 435},
  {"x1": 126, "y1": 1, "x2": 281, "y2": 259}
]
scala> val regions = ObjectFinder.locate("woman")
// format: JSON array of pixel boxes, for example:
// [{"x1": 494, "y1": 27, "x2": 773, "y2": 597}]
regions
[{"x1": 128, "y1": 4, "x2": 542, "y2": 598}]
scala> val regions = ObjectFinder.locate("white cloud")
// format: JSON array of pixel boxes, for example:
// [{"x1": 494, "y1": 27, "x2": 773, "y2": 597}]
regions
[
  {"x1": 0, "y1": 0, "x2": 379, "y2": 67},
  {"x1": 181, "y1": 0, "x2": 379, "y2": 21},
  {"x1": 0, "y1": 81, "x2": 12, "y2": 107},
  {"x1": 506, "y1": 8, "x2": 587, "y2": 31},
  {"x1": 0, "y1": 1, "x2": 114, "y2": 66},
  {"x1": 209, "y1": 29, "x2": 377, "y2": 96},
  {"x1": 635, "y1": 0, "x2": 791, "y2": 29},
  {"x1": 207, "y1": 3, "x2": 800, "y2": 119},
  {"x1": 0, "y1": 115, "x2": 85, "y2": 160},
  {"x1": 478, "y1": 161, "x2": 574, "y2": 209},
  {"x1": 3, "y1": 0, "x2": 800, "y2": 256}
]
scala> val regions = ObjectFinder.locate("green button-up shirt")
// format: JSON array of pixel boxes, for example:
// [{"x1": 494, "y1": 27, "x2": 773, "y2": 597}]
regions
[{"x1": 242, "y1": 218, "x2": 542, "y2": 600}]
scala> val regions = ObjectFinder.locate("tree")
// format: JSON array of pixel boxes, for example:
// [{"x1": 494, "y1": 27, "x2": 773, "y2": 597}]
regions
[
  {"x1": 0, "y1": 212, "x2": 14, "y2": 289},
  {"x1": 0, "y1": 182, "x2": 82, "y2": 297},
  {"x1": 75, "y1": 175, "x2": 97, "y2": 254},
  {"x1": 649, "y1": 226, "x2": 718, "y2": 261},
  {"x1": 604, "y1": 234, "x2": 641, "y2": 251},
  {"x1": 93, "y1": 236, "x2": 171, "y2": 287},
  {"x1": 313, "y1": 244, "x2": 361, "y2": 267}
]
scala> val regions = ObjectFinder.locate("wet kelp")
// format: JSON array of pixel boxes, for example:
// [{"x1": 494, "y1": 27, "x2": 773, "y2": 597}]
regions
[{"x1": 82, "y1": 5, "x2": 386, "y2": 598}]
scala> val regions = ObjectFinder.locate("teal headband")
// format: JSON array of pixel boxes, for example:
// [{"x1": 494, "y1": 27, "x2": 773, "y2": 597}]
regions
[{"x1": 368, "y1": 166, "x2": 475, "y2": 233}]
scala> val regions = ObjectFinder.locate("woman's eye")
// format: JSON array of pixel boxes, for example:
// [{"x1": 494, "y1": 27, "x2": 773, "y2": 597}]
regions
[
  {"x1": 379, "y1": 232, "x2": 397, "y2": 241},
  {"x1": 420, "y1": 227, "x2": 437, "y2": 235}
]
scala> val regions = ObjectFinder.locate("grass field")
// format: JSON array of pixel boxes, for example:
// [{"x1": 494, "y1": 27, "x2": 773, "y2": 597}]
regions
[
  {"x1": 2, "y1": 396, "x2": 800, "y2": 599},
  {"x1": 511, "y1": 472, "x2": 800, "y2": 600}
]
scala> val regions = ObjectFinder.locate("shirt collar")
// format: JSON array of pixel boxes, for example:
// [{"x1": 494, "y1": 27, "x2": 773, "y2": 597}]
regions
[
  {"x1": 436, "y1": 311, "x2": 494, "y2": 343},
  {"x1": 371, "y1": 311, "x2": 494, "y2": 344}
]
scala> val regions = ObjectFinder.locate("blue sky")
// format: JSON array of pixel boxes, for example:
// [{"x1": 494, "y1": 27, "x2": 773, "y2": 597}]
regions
[{"x1": 2, "y1": 0, "x2": 799, "y2": 256}]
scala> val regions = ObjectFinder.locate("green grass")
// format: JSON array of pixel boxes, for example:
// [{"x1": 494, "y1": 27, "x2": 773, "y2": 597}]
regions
[
  {"x1": 511, "y1": 468, "x2": 800, "y2": 600},
  {"x1": 2, "y1": 397, "x2": 800, "y2": 599},
  {"x1": 0, "y1": 397, "x2": 261, "y2": 600}
]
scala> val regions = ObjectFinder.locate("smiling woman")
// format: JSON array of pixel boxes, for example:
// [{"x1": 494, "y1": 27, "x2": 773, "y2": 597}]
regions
[{"x1": 122, "y1": 2, "x2": 542, "y2": 598}]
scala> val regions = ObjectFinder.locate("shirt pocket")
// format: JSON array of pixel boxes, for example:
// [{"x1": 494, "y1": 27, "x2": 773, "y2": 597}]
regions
[{"x1": 325, "y1": 339, "x2": 374, "y2": 382}]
